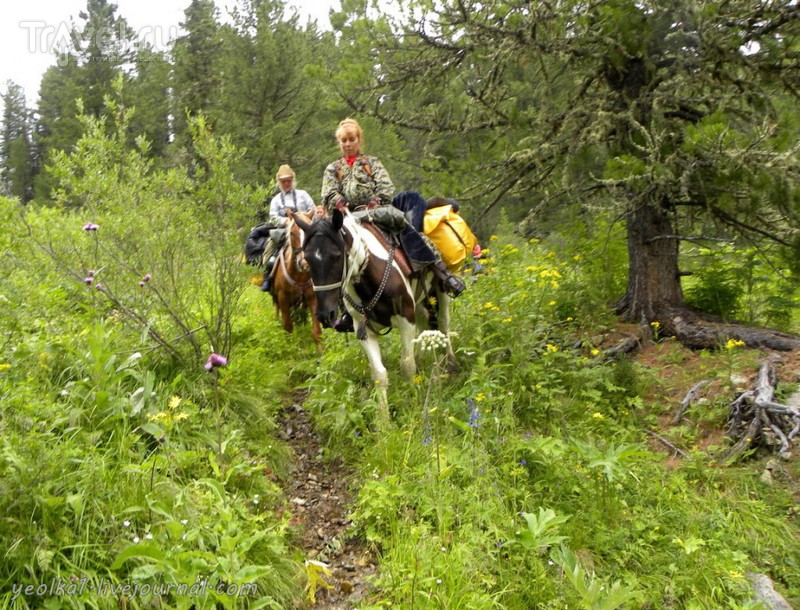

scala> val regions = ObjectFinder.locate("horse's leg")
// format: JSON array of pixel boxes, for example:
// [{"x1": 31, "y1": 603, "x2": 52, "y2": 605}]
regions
[
  {"x1": 307, "y1": 291, "x2": 323, "y2": 352},
  {"x1": 360, "y1": 331, "x2": 390, "y2": 421},
  {"x1": 437, "y1": 291, "x2": 459, "y2": 373},
  {"x1": 394, "y1": 315, "x2": 418, "y2": 380},
  {"x1": 278, "y1": 291, "x2": 294, "y2": 333}
]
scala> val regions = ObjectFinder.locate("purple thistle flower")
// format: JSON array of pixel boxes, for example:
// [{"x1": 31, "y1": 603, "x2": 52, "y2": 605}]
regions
[
  {"x1": 96, "y1": 283, "x2": 103, "y2": 291},
  {"x1": 139, "y1": 281, "x2": 145, "y2": 287},
  {"x1": 142, "y1": 273, "x2": 152, "y2": 282},
  {"x1": 82, "y1": 222, "x2": 99, "y2": 232},
  {"x1": 87, "y1": 270, "x2": 95, "y2": 277},
  {"x1": 84, "y1": 277, "x2": 93, "y2": 285},
  {"x1": 205, "y1": 352, "x2": 228, "y2": 371}
]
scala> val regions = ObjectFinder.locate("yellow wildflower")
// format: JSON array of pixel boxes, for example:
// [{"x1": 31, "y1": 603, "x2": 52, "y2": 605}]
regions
[
  {"x1": 546, "y1": 344, "x2": 559, "y2": 353},
  {"x1": 476, "y1": 392, "x2": 486, "y2": 402},
  {"x1": 725, "y1": 338, "x2": 746, "y2": 350},
  {"x1": 590, "y1": 348, "x2": 601, "y2": 356},
  {"x1": 168, "y1": 395, "x2": 182, "y2": 410}
]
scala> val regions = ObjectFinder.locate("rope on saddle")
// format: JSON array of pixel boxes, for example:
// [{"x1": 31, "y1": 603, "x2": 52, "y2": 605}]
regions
[{"x1": 345, "y1": 243, "x2": 397, "y2": 341}]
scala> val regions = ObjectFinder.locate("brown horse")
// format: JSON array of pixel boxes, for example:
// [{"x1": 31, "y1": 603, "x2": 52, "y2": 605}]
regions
[{"x1": 270, "y1": 211, "x2": 322, "y2": 349}]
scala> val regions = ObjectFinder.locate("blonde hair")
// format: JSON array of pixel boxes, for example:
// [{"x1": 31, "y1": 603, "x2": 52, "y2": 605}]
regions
[{"x1": 335, "y1": 118, "x2": 364, "y2": 147}]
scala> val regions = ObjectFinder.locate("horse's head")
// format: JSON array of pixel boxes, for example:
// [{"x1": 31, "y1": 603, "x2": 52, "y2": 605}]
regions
[
  {"x1": 294, "y1": 209, "x2": 347, "y2": 328},
  {"x1": 288, "y1": 211, "x2": 313, "y2": 273}
]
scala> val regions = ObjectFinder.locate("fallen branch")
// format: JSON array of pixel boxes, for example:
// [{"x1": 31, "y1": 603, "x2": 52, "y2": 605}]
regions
[
  {"x1": 719, "y1": 359, "x2": 798, "y2": 462},
  {"x1": 645, "y1": 429, "x2": 688, "y2": 458},
  {"x1": 673, "y1": 380, "x2": 711, "y2": 424}
]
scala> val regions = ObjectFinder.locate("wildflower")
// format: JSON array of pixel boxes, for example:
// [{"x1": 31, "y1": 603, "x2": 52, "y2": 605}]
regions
[
  {"x1": 82, "y1": 222, "x2": 99, "y2": 231},
  {"x1": 142, "y1": 273, "x2": 152, "y2": 282},
  {"x1": 413, "y1": 329, "x2": 449, "y2": 352},
  {"x1": 548, "y1": 300, "x2": 556, "y2": 306},
  {"x1": 144, "y1": 533, "x2": 153, "y2": 540},
  {"x1": 84, "y1": 277, "x2": 93, "y2": 285},
  {"x1": 427, "y1": 295, "x2": 438, "y2": 307},
  {"x1": 139, "y1": 281, "x2": 145, "y2": 287},
  {"x1": 422, "y1": 420, "x2": 432, "y2": 446},
  {"x1": 592, "y1": 412, "x2": 605, "y2": 420},
  {"x1": 168, "y1": 395, "x2": 182, "y2": 410},
  {"x1": 590, "y1": 348, "x2": 601, "y2": 356},
  {"x1": 725, "y1": 338, "x2": 746, "y2": 350},
  {"x1": 180, "y1": 519, "x2": 188, "y2": 525},
  {"x1": 519, "y1": 459, "x2": 527, "y2": 466},
  {"x1": 204, "y1": 352, "x2": 228, "y2": 371},
  {"x1": 132, "y1": 536, "x2": 140, "y2": 543},
  {"x1": 475, "y1": 392, "x2": 486, "y2": 402},
  {"x1": 490, "y1": 235, "x2": 498, "y2": 241},
  {"x1": 95, "y1": 283, "x2": 103, "y2": 291},
  {"x1": 87, "y1": 270, "x2": 95, "y2": 277},
  {"x1": 412, "y1": 374, "x2": 423, "y2": 385},
  {"x1": 545, "y1": 343, "x2": 559, "y2": 353},
  {"x1": 123, "y1": 520, "x2": 131, "y2": 527},
  {"x1": 467, "y1": 398, "x2": 480, "y2": 429},
  {"x1": 502, "y1": 317, "x2": 513, "y2": 323}
]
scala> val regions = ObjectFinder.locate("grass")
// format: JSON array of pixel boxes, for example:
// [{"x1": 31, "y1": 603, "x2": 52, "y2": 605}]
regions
[{"x1": 2, "y1": 196, "x2": 799, "y2": 609}]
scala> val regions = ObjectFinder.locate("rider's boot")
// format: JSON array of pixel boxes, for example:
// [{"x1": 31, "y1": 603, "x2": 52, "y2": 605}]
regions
[
  {"x1": 431, "y1": 260, "x2": 466, "y2": 297},
  {"x1": 260, "y1": 256, "x2": 276, "y2": 292},
  {"x1": 334, "y1": 311, "x2": 355, "y2": 333}
]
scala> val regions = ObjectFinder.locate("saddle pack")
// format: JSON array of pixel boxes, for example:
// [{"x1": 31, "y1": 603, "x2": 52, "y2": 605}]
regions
[{"x1": 423, "y1": 204, "x2": 478, "y2": 272}]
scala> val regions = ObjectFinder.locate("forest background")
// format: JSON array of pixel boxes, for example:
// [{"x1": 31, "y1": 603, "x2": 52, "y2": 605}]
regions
[{"x1": 1, "y1": 0, "x2": 800, "y2": 608}]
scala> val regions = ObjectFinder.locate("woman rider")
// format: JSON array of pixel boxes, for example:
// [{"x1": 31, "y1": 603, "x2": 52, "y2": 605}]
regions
[{"x1": 320, "y1": 118, "x2": 466, "y2": 302}]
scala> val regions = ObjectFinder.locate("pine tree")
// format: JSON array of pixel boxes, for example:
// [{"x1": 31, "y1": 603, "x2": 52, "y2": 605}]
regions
[{"x1": 1, "y1": 82, "x2": 33, "y2": 201}]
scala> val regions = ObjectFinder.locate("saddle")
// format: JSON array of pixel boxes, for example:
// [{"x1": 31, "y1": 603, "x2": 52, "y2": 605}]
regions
[{"x1": 360, "y1": 222, "x2": 414, "y2": 278}]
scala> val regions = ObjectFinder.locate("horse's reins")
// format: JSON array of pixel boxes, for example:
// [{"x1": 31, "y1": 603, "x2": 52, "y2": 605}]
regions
[{"x1": 277, "y1": 245, "x2": 311, "y2": 289}]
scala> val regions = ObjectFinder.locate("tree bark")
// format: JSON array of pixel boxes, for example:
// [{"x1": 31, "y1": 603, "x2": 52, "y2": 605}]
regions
[
  {"x1": 616, "y1": 201, "x2": 684, "y2": 322},
  {"x1": 614, "y1": 202, "x2": 800, "y2": 351}
]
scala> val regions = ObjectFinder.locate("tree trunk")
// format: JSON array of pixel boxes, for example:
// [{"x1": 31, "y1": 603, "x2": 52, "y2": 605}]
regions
[
  {"x1": 616, "y1": 201, "x2": 684, "y2": 322},
  {"x1": 613, "y1": 201, "x2": 800, "y2": 352}
]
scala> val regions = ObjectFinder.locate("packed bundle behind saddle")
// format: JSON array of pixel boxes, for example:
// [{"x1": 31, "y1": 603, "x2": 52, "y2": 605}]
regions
[
  {"x1": 244, "y1": 223, "x2": 286, "y2": 266},
  {"x1": 423, "y1": 198, "x2": 478, "y2": 272}
]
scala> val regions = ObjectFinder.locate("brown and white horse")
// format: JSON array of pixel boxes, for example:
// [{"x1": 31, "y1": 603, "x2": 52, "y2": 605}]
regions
[
  {"x1": 270, "y1": 211, "x2": 322, "y2": 349},
  {"x1": 294, "y1": 208, "x2": 456, "y2": 407}
]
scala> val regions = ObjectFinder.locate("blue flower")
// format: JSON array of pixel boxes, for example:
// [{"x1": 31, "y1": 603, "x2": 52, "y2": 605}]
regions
[{"x1": 467, "y1": 398, "x2": 480, "y2": 429}]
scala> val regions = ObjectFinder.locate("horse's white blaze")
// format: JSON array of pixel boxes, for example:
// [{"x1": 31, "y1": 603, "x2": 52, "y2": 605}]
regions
[{"x1": 312, "y1": 247, "x2": 324, "y2": 262}]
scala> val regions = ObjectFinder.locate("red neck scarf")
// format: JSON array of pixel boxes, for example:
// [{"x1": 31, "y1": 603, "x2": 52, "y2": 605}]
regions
[{"x1": 344, "y1": 155, "x2": 358, "y2": 167}]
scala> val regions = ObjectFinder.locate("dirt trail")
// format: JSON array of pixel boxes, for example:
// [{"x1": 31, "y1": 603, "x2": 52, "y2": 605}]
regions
[{"x1": 280, "y1": 390, "x2": 377, "y2": 609}]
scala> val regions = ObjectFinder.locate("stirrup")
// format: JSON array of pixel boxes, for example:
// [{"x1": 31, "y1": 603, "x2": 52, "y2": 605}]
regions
[{"x1": 260, "y1": 277, "x2": 272, "y2": 292}]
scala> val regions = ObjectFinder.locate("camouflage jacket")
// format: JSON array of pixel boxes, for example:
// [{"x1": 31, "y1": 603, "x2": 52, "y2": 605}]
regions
[{"x1": 321, "y1": 154, "x2": 394, "y2": 211}]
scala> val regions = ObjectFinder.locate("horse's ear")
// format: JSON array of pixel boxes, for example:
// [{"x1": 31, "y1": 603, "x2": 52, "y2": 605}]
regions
[
  {"x1": 294, "y1": 212, "x2": 312, "y2": 233},
  {"x1": 332, "y1": 208, "x2": 344, "y2": 231}
]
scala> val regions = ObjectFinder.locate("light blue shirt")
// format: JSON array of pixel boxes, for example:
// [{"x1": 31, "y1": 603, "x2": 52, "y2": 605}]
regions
[{"x1": 268, "y1": 188, "x2": 315, "y2": 226}]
